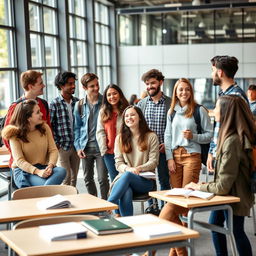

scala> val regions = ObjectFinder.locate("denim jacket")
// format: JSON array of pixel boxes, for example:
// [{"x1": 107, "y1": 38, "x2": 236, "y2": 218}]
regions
[{"x1": 73, "y1": 94, "x2": 103, "y2": 151}]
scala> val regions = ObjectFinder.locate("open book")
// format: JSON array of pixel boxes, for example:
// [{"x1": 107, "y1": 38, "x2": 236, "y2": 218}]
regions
[
  {"x1": 82, "y1": 218, "x2": 133, "y2": 235},
  {"x1": 37, "y1": 194, "x2": 71, "y2": 210},
  {"x1": 165, "y1": 188, "x2": 214, "y2": 200},
  {"x1": 139, "y1": 171, "x2": 156, "y2": 179},
  {"x1": 39, "y1": 222, "x2": 88, "y2": 241}
]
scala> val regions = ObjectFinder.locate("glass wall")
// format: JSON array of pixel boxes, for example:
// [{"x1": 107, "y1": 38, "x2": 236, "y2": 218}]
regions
[
  {"x1": 0, "y1": 0, "x2": 17, "y2": 117},
  {"x1": 119, "y1": 8, "x2": 256, "y2": 46},
  {"x1": 29, "y1": 0, "x2": 59, "y2": 102}
]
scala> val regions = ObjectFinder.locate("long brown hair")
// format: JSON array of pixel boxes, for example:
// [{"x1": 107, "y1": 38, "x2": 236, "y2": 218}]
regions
[
  {"x1": 101, "y1": 84, "x2": 129, "y2": 122},
  {"x1": 169, "y1": 78, "x2": 196, "y2": 118},
  {"x1": 119, "y1": 106, "x2": 152, "y2": 153},
  {"x1": 10, "y1": 99, "x2": 46, "y2": 142},
  {"x1": 217, "y1": 95, "x2": 256, "y2": 155}
]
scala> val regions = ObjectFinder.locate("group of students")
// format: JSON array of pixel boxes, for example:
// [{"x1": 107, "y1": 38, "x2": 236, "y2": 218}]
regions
[{"x1": 1, "y1": 55, "x2": 255, "y2": 256}]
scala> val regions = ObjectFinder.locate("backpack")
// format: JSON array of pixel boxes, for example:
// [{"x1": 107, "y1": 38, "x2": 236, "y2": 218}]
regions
[{"x1": 171, "y1": 104, "x2": 210, "y2": 166}]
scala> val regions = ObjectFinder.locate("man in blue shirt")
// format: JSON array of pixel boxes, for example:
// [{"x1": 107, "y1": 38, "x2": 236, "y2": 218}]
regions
[
  {"x1": 207, "y1": 55, "x2": 248, "y2": 171},
  {"x1": 50, "y1": 71, "x2": 80, "y2": 187},
  {"x1": 73, "y1": 73, "x2": 109, "y2": 199}
]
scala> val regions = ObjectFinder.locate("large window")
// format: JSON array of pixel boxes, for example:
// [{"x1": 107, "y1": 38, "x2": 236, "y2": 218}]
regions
[
  {"x1": 0, "y1": 0, "x2": 17, "y2": 117},
  {"x1": 68, "y1": 0, "x2": 88, "y2": 98},
  {"x1": 95, "y1": 1, "x2": 111, "y2": 89},
  {"x1": 119, "y1": 8, "x2": 256, "y2": 46},
  {"x1": 29, "y1": 0, "x2": 59, "y2": 102}
]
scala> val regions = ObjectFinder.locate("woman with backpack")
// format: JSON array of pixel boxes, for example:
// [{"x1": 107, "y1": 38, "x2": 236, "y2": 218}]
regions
[
  {"x1": 185, "y1": 95, "x2": 255, "y2": 256},
  {"x1": 1, "y1": 99, "x2": 66, "y2": 188},
  {"x1": 159, "y1": 78, "x2": 213, "y2": 256},
  {"x1": 96, "y1": 84, "x2": 129, "y2": 182}
]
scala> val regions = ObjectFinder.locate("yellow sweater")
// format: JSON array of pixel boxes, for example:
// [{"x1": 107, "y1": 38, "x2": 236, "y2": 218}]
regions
[{"x1": 9, "y1": 124, "x2": 58, "y2": 174}]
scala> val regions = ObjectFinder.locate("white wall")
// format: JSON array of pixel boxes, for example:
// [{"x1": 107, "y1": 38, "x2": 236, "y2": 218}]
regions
[{"x1": 118, "y1": 43, "x2": 256, "y2": 99}]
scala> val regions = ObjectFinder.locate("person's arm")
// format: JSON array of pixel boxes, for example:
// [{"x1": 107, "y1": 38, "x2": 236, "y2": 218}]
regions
[
  {"x1": 113, "y1": 135, "x2": 127, "y2": 173},
  {"x1": 45, "y1": 124, "x2": 58, "y2": 167},
  {"x1": 3, "y1": 104, "x2": 16, "y2": 152},
  {"x1": 136, "y1": 133, "x2": 159, "y2": 171},
  {"x1": 96, "y1": 110, "x2": 108, "y2": 156},
  {"x1": 10, "y1": 138, "x2": 37, "y2": 174},
  {"x1": 49, "y1": 101, "x2": 58, "y2": 146},
  {"x1": 200, "y1": 136, "x2": 241, "y2": 195},
  {"x1": 164, "y1": 112, "x2": 174, "y2": 161},
  {"x1": 191, "y1": 107, "x2": 213, "y2": 144}
]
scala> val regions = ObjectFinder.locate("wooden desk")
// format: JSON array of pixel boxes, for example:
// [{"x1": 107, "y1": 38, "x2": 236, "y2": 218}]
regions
[
  {"x1": 149, "y1": 191, "x2": 240, "y2": 256},
  {"x1": 0, "y1": 193, "x2": 118, "y2": 224},
  {"x1": 0, "y1": 214, "x2": 199, "y2": 256}
]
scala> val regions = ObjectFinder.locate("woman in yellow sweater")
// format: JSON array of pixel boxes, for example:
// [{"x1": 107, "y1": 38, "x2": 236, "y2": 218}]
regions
[{"x1": 2, "y1": 99, "x2": 66, "y2": 188}]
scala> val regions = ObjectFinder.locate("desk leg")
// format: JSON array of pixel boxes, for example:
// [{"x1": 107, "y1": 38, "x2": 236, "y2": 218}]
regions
[{"x1": 187, "y1": 205, "x2": 238, "y2": 256}]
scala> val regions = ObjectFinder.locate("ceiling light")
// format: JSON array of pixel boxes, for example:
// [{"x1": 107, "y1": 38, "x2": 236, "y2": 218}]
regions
[
  {"x1": 181, "y1": 14, "x2": 197, "y2": 18},
  {"x1": 162, "y1": 29, "x2": 167, "y2": 34},
  {"x1": 164, "y1": 3, "x2": 182, "y2": 7},
  {"x1": 233, "y1": 12, "x2": 246, "y2": 16},
  {"x1": 198, "y1": 21, "x2": 205, "y2": 28},
  {"x1": 192, "y1": 0, "x2": 201, "y2": 6}
]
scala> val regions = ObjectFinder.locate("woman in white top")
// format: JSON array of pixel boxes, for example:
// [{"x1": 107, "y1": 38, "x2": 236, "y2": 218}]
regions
[
  {"x1": 108, "y1": 106, "x2": 159, "y2": 216},
  {"x1": 164, "y1": 78, "x2": 213, "y2": 189}
]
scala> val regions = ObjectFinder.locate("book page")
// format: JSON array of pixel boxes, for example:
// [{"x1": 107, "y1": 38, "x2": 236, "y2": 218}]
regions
[
  {"x1": 189, "y1": 190, "x2": 214, "y2": 200},
  {"x1": 165, "y1": 188, "x2": 192, "y2": 197}
]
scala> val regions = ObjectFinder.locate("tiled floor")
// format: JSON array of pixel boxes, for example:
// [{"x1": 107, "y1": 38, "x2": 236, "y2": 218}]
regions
[{"x1": 0, "y1": 169, "x2": 255, "y2": 256}]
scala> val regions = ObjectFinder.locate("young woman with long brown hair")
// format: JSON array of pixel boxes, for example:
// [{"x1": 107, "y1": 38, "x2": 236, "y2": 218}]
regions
[
  {"x1": 1, "y1": 99, "x2": 66, "y2": 188},
  {"x1": 165, "y1": 78, "x2": 213, "y2": 189},
  {"x1": 185, "y1": 95, "x2": 255, "y2": 256},
  {"x1": 108, "y1": 106, "x2": 159, "y2": 216},
  {"x1": 96, "y1": 84, "x2": 129, "y2": 182}
]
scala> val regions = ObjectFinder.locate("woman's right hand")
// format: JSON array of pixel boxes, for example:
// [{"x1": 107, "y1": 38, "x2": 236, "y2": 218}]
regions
[
  {"x1": 34, "y1": 168, "x2": 51, "y2": 178},
  {"x1": 168, "y1": 159, "x2": 176, "y2": 174},
  {"x1": 126, "y1": 167, "x2": 140, "y2": 175}
]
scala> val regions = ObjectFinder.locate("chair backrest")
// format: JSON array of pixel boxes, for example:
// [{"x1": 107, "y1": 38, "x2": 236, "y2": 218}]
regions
[
  {"x1": 12, "y1": 185, "x2": 78, "y2": 200},
  {"x1": 13, "y1": 214, "x2": 99, "y2": 229}
]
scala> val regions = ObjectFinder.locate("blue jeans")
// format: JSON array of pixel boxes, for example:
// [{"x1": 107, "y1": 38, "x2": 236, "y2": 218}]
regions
[
  {"x1": 149, "y1": 152, "x2": 170, "y2": 208},
  {"x1": 13, "y1": 164, "x2": 66, "y2": 188},
  {"x1": 103, "y1": 154, "x2": 119, "y2": 182},
  {"x1": 209, "y1": 210, "x2": 252, "y2": 256},
  {"x1": 108, "y1": 172, "x2": 154, "y2": 216}
]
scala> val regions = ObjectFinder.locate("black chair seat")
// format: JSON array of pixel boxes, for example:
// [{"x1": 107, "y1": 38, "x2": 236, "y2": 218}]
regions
[{"x1": 133, "y1": 193, "x2": 150, "y2": 201}]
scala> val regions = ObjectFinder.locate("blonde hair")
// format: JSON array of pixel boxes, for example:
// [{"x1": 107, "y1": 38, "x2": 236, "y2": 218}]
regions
[{"x1": 169, "y1": 78, "x2": 196, "y2": 118}]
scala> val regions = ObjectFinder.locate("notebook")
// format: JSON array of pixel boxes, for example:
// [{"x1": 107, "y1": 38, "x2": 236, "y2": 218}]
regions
[
  {"x1": 39, "y1": 222, "x2": 87, "y2": 241},
  {"x1": 165, "y1": 188, "x2": 214, "y2": 200},
  {"x1": 82, "y1": 218, "x2": 133, "y2": 235},
  {"x1": 139, "y1": 171, "x2": 156, "y2": 179},
  {"x1": 37, "y1": 194, "x2": 71, "y2": 210}
]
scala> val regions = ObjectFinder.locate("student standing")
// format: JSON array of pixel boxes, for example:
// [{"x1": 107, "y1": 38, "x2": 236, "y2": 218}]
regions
[
  {"x1": 96, "y1": 84, "x2": 129, "y2": 182},
  {"x1": 247, "y1": 84, "x2": 256, "y2": 118},
  {"x1": 206, "y1": 56, "x2": 248, "y2": 173},
  {"x1": 2, "y1": 99, "x2": 66, "y2": 188},
  {"x1": 137, "y1": 69, "x2": 171, "y2": 208},
  {"x1": 108, "y1": 106, "x2": 159, "y2": 216},
  {"x1": 73, "y1": 73, "x2": 109, "y2": 199},
  {"x1": 186, "y1": 95, "x2": 255, "y2": 256},
  {"x1": 50, "y1": 71, "x2": 80, "y2": 187},
  {"x1": 165, "y1": 78, "x2": 213, "y2": 189}
]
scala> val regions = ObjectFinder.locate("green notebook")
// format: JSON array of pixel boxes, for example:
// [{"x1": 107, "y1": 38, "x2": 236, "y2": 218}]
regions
[{"x1": 82, "y1": 218, "x2": 133, "y2": 235}]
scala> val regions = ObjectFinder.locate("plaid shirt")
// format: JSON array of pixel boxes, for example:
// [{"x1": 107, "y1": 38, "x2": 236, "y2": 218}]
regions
[
  {"x1": 144, "y1": 95, "x2": 167, "y2": 144},
  {"x1": 249, "y1": 101, "x2": 256, "y2": 116},
  {"x1": 209, "y1": 83, "x2": 249, "y2": 156},
  {"x1": 50, "y1": 95, "x2": 79, "y2": 150}
]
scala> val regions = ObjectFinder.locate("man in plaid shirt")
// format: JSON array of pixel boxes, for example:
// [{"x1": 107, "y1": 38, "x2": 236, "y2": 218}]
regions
[
  {"x1": 50, "y1": 71, "x2": 80, "y2": 186},
  {"x1": 137, "y1": 69, "x2": 171, "y2": 208},
  {"x1": 207, "y1": 56, "x2": 249, "y2": 171}
]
